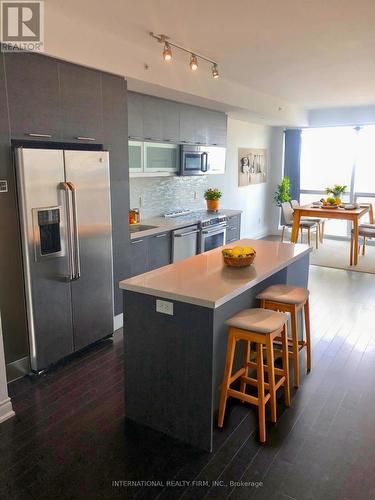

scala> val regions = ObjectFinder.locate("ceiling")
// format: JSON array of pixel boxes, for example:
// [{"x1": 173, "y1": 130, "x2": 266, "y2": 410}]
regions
[{"x1": 45, "y1": 0, "x2": 375, "y2": 122}]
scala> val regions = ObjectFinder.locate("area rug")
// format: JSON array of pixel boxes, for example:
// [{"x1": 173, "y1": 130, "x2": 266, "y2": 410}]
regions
[
  {"x1": 263, "y1": 235, "x2": 375, "y2": 274},
  {"x1": 309, "y1": 238, "x2": 375, "y2": 274}
]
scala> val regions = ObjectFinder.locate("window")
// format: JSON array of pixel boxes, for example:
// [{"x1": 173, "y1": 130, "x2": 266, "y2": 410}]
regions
[{"x1": 300, "y1": 126, "x2": 375, "y2": 237}]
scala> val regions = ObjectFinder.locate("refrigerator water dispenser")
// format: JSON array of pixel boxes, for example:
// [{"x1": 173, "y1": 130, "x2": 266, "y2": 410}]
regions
[{"x1": 33, "y1": 207, "x2": 64, "y2": 260}]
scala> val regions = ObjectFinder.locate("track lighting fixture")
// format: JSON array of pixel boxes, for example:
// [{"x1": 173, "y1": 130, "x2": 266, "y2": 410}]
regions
[
  {"x1": 189, "y1": 54, "x2": 198, "y2": 71},
  {"x1": 163, "y1": 42, "x2": 172, "y2": 61},
  {"x1": 150, "y1": 32, "x2": 219, "y2": 79},
  {"x1": 212, "y1": 64, "x2": 219, "y2": 79}
]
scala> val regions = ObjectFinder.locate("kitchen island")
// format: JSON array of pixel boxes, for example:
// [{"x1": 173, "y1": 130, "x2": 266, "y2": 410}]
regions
[{"x1": 120, "y1": 239, "x2": 311, "y2": 451}]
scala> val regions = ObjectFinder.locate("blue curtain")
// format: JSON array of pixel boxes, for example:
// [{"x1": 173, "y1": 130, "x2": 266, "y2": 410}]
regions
[{"x1": 284, "y1": 129, "x2": 302, "y2": 202}]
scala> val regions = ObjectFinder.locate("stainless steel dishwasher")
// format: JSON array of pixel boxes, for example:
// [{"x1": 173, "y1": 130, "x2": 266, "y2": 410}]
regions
[{"x1": 172, "y1": 225, "x2": 199, "y2": 262}]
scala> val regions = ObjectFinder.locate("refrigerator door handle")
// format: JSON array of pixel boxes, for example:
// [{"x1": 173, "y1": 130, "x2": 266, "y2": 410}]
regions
[
  {"x1": 67, "y1": 181, "x2": 81, "y2": 280},
  {"x1": 61, "y1": 182, "x2": 75, "y2": 281}
]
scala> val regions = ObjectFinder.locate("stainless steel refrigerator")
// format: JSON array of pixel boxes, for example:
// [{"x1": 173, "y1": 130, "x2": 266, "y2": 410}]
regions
[{"x1": 15, "y1": 147, "x2": 114, "y2": 373}]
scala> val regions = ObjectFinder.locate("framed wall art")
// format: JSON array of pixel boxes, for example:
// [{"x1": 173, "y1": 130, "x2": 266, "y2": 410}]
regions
[{"x1": 238, "y1": 148, "x2": 267, "y2": 186}]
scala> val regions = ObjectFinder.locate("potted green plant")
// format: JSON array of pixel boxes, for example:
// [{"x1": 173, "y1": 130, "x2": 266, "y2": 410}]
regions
[
  {"x1": 274, "y1": 176, "x2": 292, "y2": 227},
  {"x1": 274, "y1": 176, "x2": 291, "y2": 206},
  {"x1": 204, "y1": 188, "x2": 222, "y2": 211},
  {"x1": 325, "y1": 185, "x2": 347, "y2": 204}
]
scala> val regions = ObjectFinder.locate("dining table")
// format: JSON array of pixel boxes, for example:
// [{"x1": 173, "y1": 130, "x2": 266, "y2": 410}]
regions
[{"x1": 291, "y1": 204, "x2": 370, "y2": 266}]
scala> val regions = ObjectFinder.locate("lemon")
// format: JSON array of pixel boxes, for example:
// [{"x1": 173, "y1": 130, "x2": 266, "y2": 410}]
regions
[{"x1": 223, "y1": 246, "x2": 255, "y2": 258}]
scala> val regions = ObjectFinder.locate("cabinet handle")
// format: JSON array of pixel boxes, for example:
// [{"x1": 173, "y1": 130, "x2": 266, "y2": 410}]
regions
[
  {"x1": 27, "y1": 133, "x2": 52, "y2": 138},
  {"x1": 131, "y1": 239, "x2": 144, "y2": 244},
  {"x1": 228, "y1": 226, "x2": 237, "y2": 231},
  {"x1": 155, "y1": 233, "x2": 167, "y2": 238},
  {"x1": 163, "y1": 139, "x2": 171, "y2": 142},
  {"x1": 145, "y1": 137, "x2": 152, "y2": 141},
  {"x1": 76, "y1": 136, "x2": 96, "y2": 141},
  {"x1": 174, "y1": 229, "x2": 200, "y2": 238}
]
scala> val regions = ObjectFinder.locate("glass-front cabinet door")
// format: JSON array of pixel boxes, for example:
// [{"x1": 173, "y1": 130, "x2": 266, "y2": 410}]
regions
[
  {"x1": 144, "y1": 142, "x2": 179, "y2": 173},
  {"x1": 129, "y1": 141, "x2": 143, "y2": 173}
]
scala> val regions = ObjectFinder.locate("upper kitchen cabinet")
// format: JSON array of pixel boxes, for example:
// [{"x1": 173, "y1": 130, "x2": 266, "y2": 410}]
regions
[
  {"x1": 142, "y1": 95, "x2": 180, "y2": 142},
  {"x1": 128, "y1": 92, "x2": 227, "y2": 146},
  {"x1": 128, "y1": 92, "x2": 144, "y2": 139},
  {"x1": 59, "y1": 62, "x2": 103, "y2": 143},
  {"x1": 205, "y1": 110, "x2": 227, "y2": 147},
  {"x1": 5, "y1": 52, "x2": 61, "y2": 140},
  {"x1": 179, "y1": 105, "x2": 227, "y2": 146},
  {"x1": 179, "y1": 104, "x2": 208, "y2": 145}
]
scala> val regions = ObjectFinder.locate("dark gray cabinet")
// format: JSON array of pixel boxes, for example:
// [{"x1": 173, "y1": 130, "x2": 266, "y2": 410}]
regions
[
  {"x1": 161, "y1": 100, "x2": 180, "y2": 142},
  {"x1": 206, "y1": 110, "x2": 227, "y2": 146},
  {"x1": 130, "y1": 231, "x2": 172, "y2": 276},
  {"x1": 128, "y1": 91, "x2": 227, "y2": 146},
  {"x1": 226, "y1": 214, "x2": 241, "y2": 243},
  {"x1": 142, "y1": 95, "x2": 163, "y2": 141},
  {"x1": 142, "y1": 95, "x2": 180, "y2": 143},
  {"x1": 59, "y1": 62, "x2": 103, "y2": 143},
  {"x1": 102, "y1": 73, "x2": 130, "y2": 315},
  {"x1": 148, "y1": 232, "x2": 171, "y2": 270},
  {"x1": 128, "y1": 92, "x2": 144, "y2": 139},
  {"x1": 129, "y1": 238, "x2": 149, "y2": 276},
  {"x1": 179, "y1": 104, "x2": 207, "y2": 144},
  {"x1": 5, "y1": 52, "x2": 61, "y2": 140},
  {"x1": 0, "y1": 52, "x2": 29, "y2": 365}
]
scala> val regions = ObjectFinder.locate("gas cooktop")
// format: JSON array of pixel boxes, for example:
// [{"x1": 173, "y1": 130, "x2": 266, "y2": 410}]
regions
[{"x1": 164, "y1": 209, "x2": 227, "y2": 226}]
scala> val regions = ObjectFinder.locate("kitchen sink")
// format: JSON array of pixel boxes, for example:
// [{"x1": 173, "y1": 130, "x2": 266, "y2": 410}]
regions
[{"x1": 129, "y1": 224, "x2": 158, "y2": 233}]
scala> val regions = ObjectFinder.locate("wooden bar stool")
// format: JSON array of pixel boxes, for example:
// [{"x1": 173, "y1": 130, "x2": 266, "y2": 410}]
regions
[
  {"x1": 218, "y1": 308, "x2": 291, "y2": 443},
  {"x1": 257, "y1": 285, "x2": 311, "y2": 388}
]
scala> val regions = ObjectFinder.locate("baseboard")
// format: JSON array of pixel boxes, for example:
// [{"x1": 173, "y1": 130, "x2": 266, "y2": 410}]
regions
[
  {"x1": 253, "y1": 229, "x2": 271, "y2": 240},
  {"x1": 114, "y1": 313, "x2": 123, "y2": 331},
  {"x1": 6, "y1": 356, "x2": 29, "y2": 382},
  {"x1": 0, "y1": 396, "x2": 15, "y2": 424}
]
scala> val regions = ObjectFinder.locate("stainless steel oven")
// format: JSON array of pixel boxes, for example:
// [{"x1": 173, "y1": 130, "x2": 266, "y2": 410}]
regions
[
  {"x1": 180, "y1": 145, "x2": 208, "y2": 175},
  {"x1": 199, "y1": 215, "x2": 227, "y2": 253}
]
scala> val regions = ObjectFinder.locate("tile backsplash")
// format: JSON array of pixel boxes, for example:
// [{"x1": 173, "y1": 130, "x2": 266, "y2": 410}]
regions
[{"x1": 129, "y1": 176, "x2": 209, "y2": 219}]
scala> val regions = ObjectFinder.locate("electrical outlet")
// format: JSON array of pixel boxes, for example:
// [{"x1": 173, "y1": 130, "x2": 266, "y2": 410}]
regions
[
  {"x1": 0, "y1": 180, "x2": 8, "y2": 193},
  {"x1": 194, "y1": 191, "x2": 198, "y2": 200},
  {"x1": 156, "y1": 299, "x2": 174, "y2": 316},
  {"x1": 258, "y1": 217, "x2": 261, "y2": 224}
]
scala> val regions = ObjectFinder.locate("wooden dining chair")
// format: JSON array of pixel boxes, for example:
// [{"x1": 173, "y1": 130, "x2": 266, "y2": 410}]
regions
[
  {"x1": 280, "y1": 202, "x2": 319, "y2": 248},
  {"x1": 290, "y1": 200, "x2": 325, "y2": 244},
  {"x1": 350, "y1": 203, "x2": 375, "y2": 264}
]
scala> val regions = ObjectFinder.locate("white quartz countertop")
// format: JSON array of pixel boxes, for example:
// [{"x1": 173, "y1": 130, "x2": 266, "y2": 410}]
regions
[
  {"x1": 129, "y1": 209, "x2": 242, "y2": 239},
  {"x1": 119, "y1": 239, "x2": 311, "y2": 308}
]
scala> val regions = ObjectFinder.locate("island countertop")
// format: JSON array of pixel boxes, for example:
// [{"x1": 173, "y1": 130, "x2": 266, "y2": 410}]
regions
[{"x1": 119, "y1": 239, "x2": 311, "y2": 309}]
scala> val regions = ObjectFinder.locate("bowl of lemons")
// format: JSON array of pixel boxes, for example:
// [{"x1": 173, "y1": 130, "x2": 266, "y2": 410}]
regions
[{"x1": 222, "y1": 246, "x2": 256, "y2": 267}]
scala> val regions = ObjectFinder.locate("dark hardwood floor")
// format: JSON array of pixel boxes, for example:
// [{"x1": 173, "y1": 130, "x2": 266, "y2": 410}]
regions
[{"x1": 2, "y1": 265, "x2": 375, "y2": 500}]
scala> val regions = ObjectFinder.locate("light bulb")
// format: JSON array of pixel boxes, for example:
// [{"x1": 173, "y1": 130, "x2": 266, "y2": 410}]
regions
[
  {"x1": 189, "y1": 54, "x2": 198, "y2": 71},
  {"x1": 163, "y1": 42, "x2": 172, "y2": 61},
  {"x1": 212, "y1": 64, "x2": 219, "y2": 79}
]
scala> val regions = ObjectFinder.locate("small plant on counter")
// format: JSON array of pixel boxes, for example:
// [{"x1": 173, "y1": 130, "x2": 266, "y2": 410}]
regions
[
  {"x1": 204, "y1": 188, "x2": 222, "y2": 212},
  {"x1": 204, "y1": 188, "x2": 222, "y2": 200},
  {"x1": 273, "y1": 176, "x2": 291, "y2": 206}
]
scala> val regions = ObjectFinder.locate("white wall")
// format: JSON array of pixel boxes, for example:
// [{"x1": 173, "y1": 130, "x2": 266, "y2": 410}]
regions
[
  {"x1": 267, "y1": 127, "x2": 285, "y2": 235},
  {"x1": 0, "y1": 314, "x2": 14, "y2": 424},
  {"x1": 207, "y1": 118, "x2": 277, "y2": 239}
]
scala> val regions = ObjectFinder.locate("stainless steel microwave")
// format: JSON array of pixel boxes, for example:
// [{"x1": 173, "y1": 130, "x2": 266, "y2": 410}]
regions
[{"x1": 180, "y1": 145, "x2": 226, "y2": 176}]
